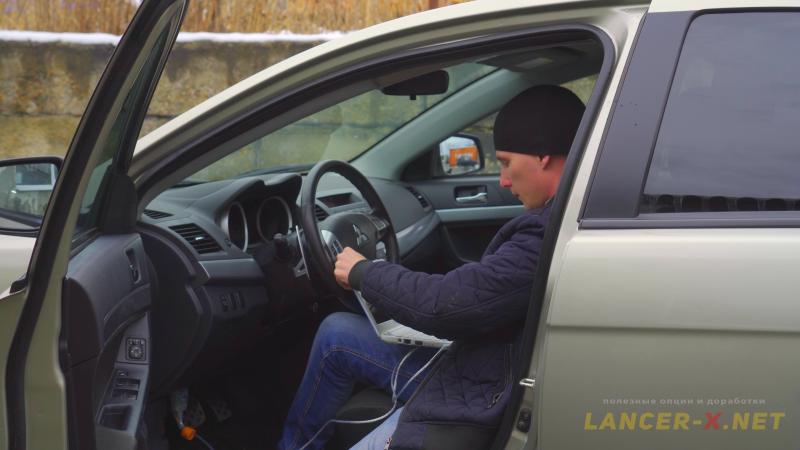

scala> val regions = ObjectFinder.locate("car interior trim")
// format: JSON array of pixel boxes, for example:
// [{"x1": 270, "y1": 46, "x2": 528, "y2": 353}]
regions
[
  {"x1": 395, "y1": 210, "x2": 441, "y2": 257},
  {"x1": 198, "y1": 258, "x2": 265, "y2": 283},
  {"x1": 256, "y1": 196, "x2": 293, "y2": 242},
  {"x1": 220, "y1": 201, "x2": 248, "y2": 251},
  {"x1": 436, "y1": 205, "x2": 525, "y2": 224}
]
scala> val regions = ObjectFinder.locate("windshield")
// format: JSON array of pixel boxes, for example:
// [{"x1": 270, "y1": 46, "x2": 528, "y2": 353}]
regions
[{"x1": 187, "y1": 62, "x2": 496, "y2": 182}]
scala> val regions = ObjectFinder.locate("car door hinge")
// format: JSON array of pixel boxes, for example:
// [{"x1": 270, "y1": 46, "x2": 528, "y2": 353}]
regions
[{"x1": 519, "y1": 377, "x2": 535, "y2": 389}]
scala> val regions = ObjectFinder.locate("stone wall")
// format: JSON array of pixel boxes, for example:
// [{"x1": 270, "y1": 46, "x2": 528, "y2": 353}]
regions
[{"x1": 0, "y1": 39, "x2": 320, "y2": 160}]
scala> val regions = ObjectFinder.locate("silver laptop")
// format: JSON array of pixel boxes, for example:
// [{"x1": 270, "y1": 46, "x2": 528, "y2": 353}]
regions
[{"x1": 354, "y1": 291, "x2": 451, "y2": 348}]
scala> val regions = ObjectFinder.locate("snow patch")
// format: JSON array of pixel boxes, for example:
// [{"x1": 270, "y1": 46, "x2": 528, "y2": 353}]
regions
[
  {"x1": 0, "y1": 30, "x2": 345, "y2": 45},
  {"x1": 176, "y1": 31, "x2": 345, "y2": 43},
  {"x1": 0, "y1": 30, "x2": 120, "y2": 45}
]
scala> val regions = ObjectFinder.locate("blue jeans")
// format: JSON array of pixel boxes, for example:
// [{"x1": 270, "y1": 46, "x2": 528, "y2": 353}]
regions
[
  {"x1": 350, "y1": 407, "x2": 403, "y2": 450},
  {"x1": 277, "y1": 312, "x2": 436, "y2": 450}
]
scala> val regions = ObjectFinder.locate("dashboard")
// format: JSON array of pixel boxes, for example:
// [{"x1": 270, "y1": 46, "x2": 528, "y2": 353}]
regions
[{"x1": 137, "y1": 172, "x2": 439, "y2": 395}]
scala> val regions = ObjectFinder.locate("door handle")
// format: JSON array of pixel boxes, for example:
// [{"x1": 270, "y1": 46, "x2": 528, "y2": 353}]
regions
[
  {"x1": 125, "y1": 248, "x2": 141, "y2": 284},
  {"x1": 455, "y1": 192, "x2": 488, "y2": 204}
]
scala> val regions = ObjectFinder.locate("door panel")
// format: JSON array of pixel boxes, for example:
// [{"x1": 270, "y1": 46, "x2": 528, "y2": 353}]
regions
[
  {"x1": 411, "y1": 176, "x2": 522, "y2": 266},
  {"x1": 62, "y1": 234, "x2": 153, "y2": 450}
]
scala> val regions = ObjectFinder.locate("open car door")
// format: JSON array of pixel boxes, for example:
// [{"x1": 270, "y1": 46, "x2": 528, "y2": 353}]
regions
[{"x1": 0, "y1": 1, "x2": 186, "y2": 449}]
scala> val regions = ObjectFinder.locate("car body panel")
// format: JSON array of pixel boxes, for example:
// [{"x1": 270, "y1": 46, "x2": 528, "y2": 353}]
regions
[
  {"x1": 0, "y1": 235, "x2": 33, "y2": 294},
  {"x1": 533, "y1": 3, "x2": 800, "y2": 449},
  {"x1": 649, "y1": 0, "x2": 800, "y2": 12},
  {"x1": 539, "y1": 231, "x2": 800, "y2": 448},
  {"x1": 0, "y1": 1, "x2": 187, "y2": 449},
  {"x1": 2, "y1": 0, "x2": 799, "y2": 449},
  {"x1": 0, "y1": 289, "x2": 25, "y2": 450}
]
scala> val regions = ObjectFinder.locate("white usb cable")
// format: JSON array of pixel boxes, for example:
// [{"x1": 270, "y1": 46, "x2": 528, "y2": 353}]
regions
[{"x1": 294, "y1": 344, "x2": 448, "y2": 450}]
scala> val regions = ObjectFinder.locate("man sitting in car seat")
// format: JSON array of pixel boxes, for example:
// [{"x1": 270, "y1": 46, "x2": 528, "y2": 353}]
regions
[{"x1": 277, "y1": 85, "x2": 586, "y2": 450}]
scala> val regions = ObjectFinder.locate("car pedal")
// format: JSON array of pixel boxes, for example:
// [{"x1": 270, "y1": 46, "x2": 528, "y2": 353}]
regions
[
  {"x1": 207, "y1": 396, "x2": 233, "y2": 422},
  {"x1": 183, "y1": 397, "x2": 206, "y2": 428}
]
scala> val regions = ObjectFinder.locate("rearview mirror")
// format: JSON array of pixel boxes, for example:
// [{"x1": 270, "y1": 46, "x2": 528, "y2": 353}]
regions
[
  {"x1": 0, "y1": 156, "x2": 62, "y2": 233},
  {"x1": 382, "y1": 70, "x2": 449, "y2": 99},
  {"x1": 438, "y1": 134, "x2": 483, "y2": 176}
]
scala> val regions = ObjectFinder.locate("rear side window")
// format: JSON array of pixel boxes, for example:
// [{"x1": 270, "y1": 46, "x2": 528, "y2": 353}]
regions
[{"x1": 640, "y1": 13, "x2": 800, "y2": 214}]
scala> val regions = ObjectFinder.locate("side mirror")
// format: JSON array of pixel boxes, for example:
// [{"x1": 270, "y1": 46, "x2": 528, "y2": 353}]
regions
[
  {"x1": 438, "y1": 134, "x2": 483, "y2": 176},
  {"x1": 0, "y1": 156, "x2": 62, "y2": 233}
]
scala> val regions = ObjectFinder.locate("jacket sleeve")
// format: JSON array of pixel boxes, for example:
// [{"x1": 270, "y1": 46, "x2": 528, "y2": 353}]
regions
[{"x1": 359, "y1": 220, "x2": 544, "y2": 340}]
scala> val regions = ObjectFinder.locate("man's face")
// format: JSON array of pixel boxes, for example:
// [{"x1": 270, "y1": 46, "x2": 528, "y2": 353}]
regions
[{"x1": 496, "y1": 150, "x2": 550, "y2": 209}]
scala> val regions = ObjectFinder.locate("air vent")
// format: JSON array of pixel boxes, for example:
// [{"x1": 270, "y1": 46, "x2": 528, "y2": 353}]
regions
[
  {"x1": 143, "y1": 209, "x2": 172, "y2": 220},
  {"x1": 169, "y1": 223, "x2": 222, "y2": 254},
  {"x1": 314, "y1": 205, "x2": 329, "y2": 221},
  {"x1": 405, "y1": 186, "x2": 430, "y2": 209}
]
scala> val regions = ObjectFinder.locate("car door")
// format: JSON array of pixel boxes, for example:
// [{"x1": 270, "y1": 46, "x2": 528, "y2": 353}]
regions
[
  {"x1": 0, "y1": 1, "x2": 186, "y2": 449},
  {"x1": 533, "y1": 3, "x2": 800, "y2": 450}
]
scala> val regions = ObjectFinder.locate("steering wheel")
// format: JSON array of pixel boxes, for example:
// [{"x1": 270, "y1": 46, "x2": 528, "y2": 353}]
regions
[{"x1": 300, "y1": 160, "x2": 399, "y2": 308}]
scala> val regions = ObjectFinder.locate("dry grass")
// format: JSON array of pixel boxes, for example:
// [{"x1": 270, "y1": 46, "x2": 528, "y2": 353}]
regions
[{"x1": 0, "y1": 0, "x2": 468, "y2": 35}]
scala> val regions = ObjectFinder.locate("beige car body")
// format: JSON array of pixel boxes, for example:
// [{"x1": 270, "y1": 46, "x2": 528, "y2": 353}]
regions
[{"x1": 1, "y1": 0, "x2": 799, "y2": 449}]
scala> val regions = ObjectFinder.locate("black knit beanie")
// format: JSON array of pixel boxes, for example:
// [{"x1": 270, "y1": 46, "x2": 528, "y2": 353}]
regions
[{"x1": 493, "y1": 85, "x2": 585, "y2": 156}]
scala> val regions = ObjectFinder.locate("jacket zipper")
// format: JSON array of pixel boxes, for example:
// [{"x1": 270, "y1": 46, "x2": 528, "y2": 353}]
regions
[{"x1": 487, "y1": 343, "x2": 513, "y2": 408}]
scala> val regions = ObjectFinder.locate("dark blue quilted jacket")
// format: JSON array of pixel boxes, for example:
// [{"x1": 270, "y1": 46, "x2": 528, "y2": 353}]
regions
[{"x1": 359, "y1": 204, "x2": 550, "y2": 450}]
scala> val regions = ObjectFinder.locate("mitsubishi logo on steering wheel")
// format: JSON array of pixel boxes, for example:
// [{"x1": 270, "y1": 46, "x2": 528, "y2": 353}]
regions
[{"x1": 353, "y1": 224, "x2": 369, "y2": 247}]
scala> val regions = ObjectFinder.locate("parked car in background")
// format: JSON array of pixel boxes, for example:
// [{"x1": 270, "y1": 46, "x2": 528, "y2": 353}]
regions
[
  {"x1": 1, "y1": 0, "x2": 799, "y2": 449},
  {"x1": 0, "y1": 157, "x2": 61, "y2": 292}
]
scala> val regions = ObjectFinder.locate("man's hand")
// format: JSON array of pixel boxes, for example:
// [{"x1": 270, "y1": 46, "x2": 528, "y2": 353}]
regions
[{"x1": 334, "y1": 247, "x2": 367, "y2": 290}]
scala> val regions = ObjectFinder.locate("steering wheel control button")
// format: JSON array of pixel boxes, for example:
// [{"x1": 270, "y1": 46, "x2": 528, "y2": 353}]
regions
[
  {"x1": 126, "y1": 338, "x2": 146, "y2": 361},
  {"x1": 352, "y1": 224, "x2": 369, "y2": 248},
  {"x1": 321, "y1": 230, "x2": 344, "y2": 260},
  {"x1": 366, "y1": 214, "x2": 388, "y2": 232},
  {"x1": 376, "y1": 242, "x2": 387, "y2": 260},
  {"x1": 333, "y1": 238, "x2": 343, "y2": 255}
]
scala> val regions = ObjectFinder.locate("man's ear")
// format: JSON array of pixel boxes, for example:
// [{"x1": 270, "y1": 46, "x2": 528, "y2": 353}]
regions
[{"x1": 539, "y1": 154, "x2": 552, "y2": 169}]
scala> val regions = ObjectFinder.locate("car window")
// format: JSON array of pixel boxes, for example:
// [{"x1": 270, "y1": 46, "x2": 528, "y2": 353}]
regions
[
  {"x1": 640, "y1": 13, "x2": 800, "y2": 214},
  {"x1": 187, "y1": 63, "x2": 496, "y2": 182},
  {"x1": 73, "y1": 26, "x2": 174, "y2": 239}
]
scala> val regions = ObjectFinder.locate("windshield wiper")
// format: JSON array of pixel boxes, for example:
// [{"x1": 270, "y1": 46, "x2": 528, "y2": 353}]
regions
[{"x1": 235, "y1": 163, "x2": 315, "y2": 178}]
